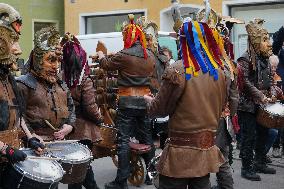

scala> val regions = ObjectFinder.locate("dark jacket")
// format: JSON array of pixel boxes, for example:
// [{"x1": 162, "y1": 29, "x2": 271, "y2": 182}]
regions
[
  {"x1": 99, "y1": 42, "x2": 155, "y2": 109},
  {"x1": 150, "y1": 53, "x2": 169, "y2": 95},
  {"x1": 237, "y1": 52, "x2": 272, "y2": 113}
]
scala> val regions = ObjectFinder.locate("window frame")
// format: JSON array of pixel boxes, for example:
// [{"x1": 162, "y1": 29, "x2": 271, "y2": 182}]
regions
[{"x1": 79, "y1": 9, "x2": 147, "y2": 35}]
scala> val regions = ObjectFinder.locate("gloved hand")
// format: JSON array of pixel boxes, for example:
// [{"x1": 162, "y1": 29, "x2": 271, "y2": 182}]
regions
[
  {"x1": 28, "y1": 137, "x2": 45, "y2": 151},
  {"x1": 5, "y1": 146, "x2": 27, "y2": 163}
]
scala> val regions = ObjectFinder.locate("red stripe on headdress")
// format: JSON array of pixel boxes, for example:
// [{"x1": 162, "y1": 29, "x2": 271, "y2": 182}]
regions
[
  {"x1": 202, "y1": 23, "x2": 223, "y2": 67},
  {"x1": 186, "y1": 22, "x2": 200, "y2": 72}
]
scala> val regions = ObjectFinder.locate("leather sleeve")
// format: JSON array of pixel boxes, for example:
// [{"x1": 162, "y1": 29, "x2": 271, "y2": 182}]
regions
[
  {"x1": 16, "y1": 82, "x2": 34, "y2": 132},
  {"x1": 228, "y1": 76, "x2": 239, "y2": 116},
  {"x1": 238, "y1": 58, "x2": 265, "y2": 103},
  {"x1": 147, "y1": 65, "x2": 185, "y2": 117},
  {"x1": 81, "y1": 78, "x2": 103, "y2": 124},
  {"x1": 99, "y1": 53, "x2": 126, "y2": 71}
]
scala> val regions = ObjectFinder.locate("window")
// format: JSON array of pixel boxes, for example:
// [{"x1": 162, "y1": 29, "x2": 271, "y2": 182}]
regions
[{"x1": 85, "y1": 12, "x2": 144, "y2": 34}]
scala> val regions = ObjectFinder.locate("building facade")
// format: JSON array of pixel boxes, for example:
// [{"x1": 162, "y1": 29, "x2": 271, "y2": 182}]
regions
[
  {"x1": 65, "y1": 0, "x2": 284, "y2": 60},
  {"x1": 1, "y1": 0, "x2": 64, "y2": 61},
  {"x1": 64, "y1": 0, "x2": 223, "y2": 35},
  {"x1": 223, "y1": 0, "x2": 284, "y2": 59}
]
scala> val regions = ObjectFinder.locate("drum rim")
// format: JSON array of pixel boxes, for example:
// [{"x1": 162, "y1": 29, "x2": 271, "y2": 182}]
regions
[
  {"x1": 13, "y1": 158, "x2": 65, "y2": 183},
  {"x1": 261, "y1": 102, "x2": 284, "y2": 117},
  {"x1": 46, "y1": 142, "x2": 93, "y2": 164}
]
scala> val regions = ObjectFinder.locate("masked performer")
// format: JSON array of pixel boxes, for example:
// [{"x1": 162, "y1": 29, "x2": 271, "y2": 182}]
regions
[
  {"x1": 144, "y1": 15, "x2": 227, "y2": 189},
  {"x1": 209, "y1": 15, "x2": 242, "y2": 189},
  {"x1": 17, "y1": 27, "x2": 75, "y2": 142},
  {"x1": 137, "y1": 17, "x2": 169, "y2": 183},
  {"x1": 0, "y1": 3, "x2": 44, "y2": 189},
  {"x1": 97, "y1": 14, "x2": 155, "y2": 189},
  {"x1": 61, "y1": 33, "x2": 102, "y2": 189},
  {"x1": 237, "y1": 19, "x2": 276, "y2": 181}
]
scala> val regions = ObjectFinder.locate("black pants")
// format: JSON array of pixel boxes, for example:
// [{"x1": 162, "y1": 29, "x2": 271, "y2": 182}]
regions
[
  {"x1": 159, "y1": 174, "x2": 210, "y2": 189},
  {"x1": 68, "y1": 140, "x2": 99, "y2": 189},
  {"x1": 115, "y1": 108, "x2": 154, "y2": 183},
  {"x1": 273, "y1": 129, "x2": 284, "y2": 148},
  {"x1": 0, "y1": 163, "x2": 7, "y2": 189},
  {"x1": 238, "y1": 111, "x2": 268, "y2": 170}
]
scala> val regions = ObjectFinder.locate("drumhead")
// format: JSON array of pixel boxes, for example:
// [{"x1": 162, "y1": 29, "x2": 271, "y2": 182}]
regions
[
  {"x1": 264, "y1": 102, "x2": 284, "y2": 116},
  {"x1": 14, "y1": 150, "x2": 64, "y2": 183},
  {"x1": 46, "y1": 142, "x2": 92, "y2": 164}
]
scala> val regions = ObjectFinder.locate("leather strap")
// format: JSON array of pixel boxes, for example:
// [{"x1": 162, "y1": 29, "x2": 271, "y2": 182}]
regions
[
  {"x1": 118, "y1": 86, "x2": 150, "y2": 97},
  {"x1": 169, "y1": 130, "x2": 215, "y2": 149}
]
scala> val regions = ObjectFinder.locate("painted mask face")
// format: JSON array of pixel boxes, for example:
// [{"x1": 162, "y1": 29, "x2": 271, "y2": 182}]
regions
[
  {"x1": 38, "y1": 51, "x2": 60, "y2": 83},
  {"x1": 259, "y1": 33, "x2": 273, "y2": 58},
  {"x1": 0, "y1": 27, "x2": 22, "y2": 70}
]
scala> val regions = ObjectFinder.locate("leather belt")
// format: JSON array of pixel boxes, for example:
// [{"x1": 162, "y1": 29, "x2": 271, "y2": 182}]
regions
[
  {"x1": 168, "y1": 130, "x2": 215, "y2": 149},
  {"x1": 118, "y1": 86, "x2": 150, "y2": 96}
]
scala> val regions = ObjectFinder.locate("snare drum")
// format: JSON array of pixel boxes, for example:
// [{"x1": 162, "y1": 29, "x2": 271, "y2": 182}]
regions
[
  {"x1": 3, "y1": 149, "x2": 64, "y2": 189},
  {"x1": 257, "y1": 102, "x2": 284, "y2": 128},
  {"x1": 46, "y1": 141, "x2": 92, "y2": 184}
]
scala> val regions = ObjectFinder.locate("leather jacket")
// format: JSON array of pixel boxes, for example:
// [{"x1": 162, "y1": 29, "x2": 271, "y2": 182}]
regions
[
  {"x1": 147, "y1": 60, "x2": 226, "y2": 178},
  {"x1": 0, "y1": 71, "x2": 20, "y2": 131},
  {"x1": 69, "y1": 75, "x2": 103, "y2": 142},
  {"x1": 150, "y1": 53, "x2": 169, "y2": 95},
  {"x1": 99, "y1": 42, "x2": 155, "y2": 109},
  {"x1": 17, "y1": 73, "x2": 75, "y2": 137},
  {"x1": 237, "y1": 52, "x2": 272, "y2": 113}
]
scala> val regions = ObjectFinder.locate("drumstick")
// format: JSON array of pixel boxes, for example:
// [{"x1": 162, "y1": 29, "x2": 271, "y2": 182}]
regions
[
  {"x1": 44, "y1": 148, "x2": 62, "y2": 151},
  {"x1": 44, "y1": 120, "x2": 58, "y2": 131},
  {"x1": 27, "y1": 156, "x2": 61, "y2": 161},
  {"x1": 44, "y1": 140, "x2": 79, "y2": 144}
]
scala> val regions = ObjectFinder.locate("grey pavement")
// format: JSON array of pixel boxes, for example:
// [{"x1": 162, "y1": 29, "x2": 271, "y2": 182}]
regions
[{"x1": 59, "y1": 149, "x2": 284, "y2": 189}]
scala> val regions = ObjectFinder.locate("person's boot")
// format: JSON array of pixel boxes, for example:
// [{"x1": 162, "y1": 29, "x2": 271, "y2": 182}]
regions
[
  {"x1": 254, "y1": 163, "x2": 276, "y2": 174},
  {"x1": 83, "y1": 167, "x2": 100, "y2": 189},
  {"x1": 144, "y1": 173, "x2": 153, "y2": 185},
  {"x1": 241, "y1": 168, "x2": 261, "y2": 181},
  {"x1": 272, "y1": 148, "x2": 281, "y2": 158},
  {"x1": 104, "y1": 180, "x2": 128, "y2": 189},
  {"x1": 264, "y1": 155, "x2": 272, "y2": 164}
]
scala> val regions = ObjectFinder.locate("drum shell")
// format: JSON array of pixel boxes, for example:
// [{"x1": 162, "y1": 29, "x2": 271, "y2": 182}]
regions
[
  {"x1": 60, "y1": 161, "x2": 90, "y2": 184},
  {"x1": 2, "y1": 165, "x2": 59, "y2": 189},
  {"x1": 257, "y1": 107, "x2": 284, "y2": 128},
  {"x1": 45, "y1": 142, "x2": 92, "y2": 184},
  {"x1": 95, "y1": 125, "x2": 117, "y2": 149},
  {"x1": 92, "y1": 145, "x2": 115, "y2": 159}
]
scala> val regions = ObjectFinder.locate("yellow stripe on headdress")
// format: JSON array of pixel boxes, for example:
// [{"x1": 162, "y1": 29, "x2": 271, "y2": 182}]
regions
[
  {"x1": 212, "y1": 29, "x2": 236, "y2": 80},
  {"x1": 193, "y1": 21, "x2": 219, "y2": 69},
  {"x1": 186, "y1": 42, "x2": 199, "y2": 77}
]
